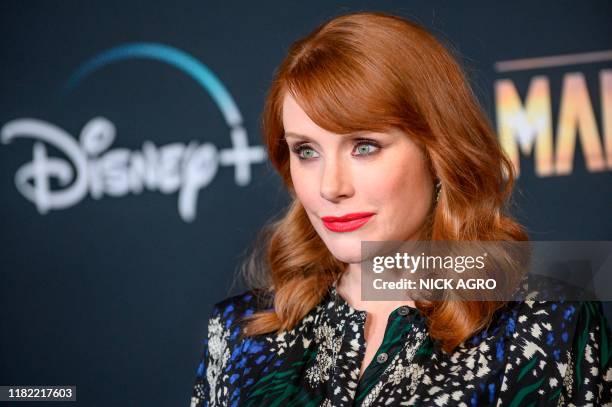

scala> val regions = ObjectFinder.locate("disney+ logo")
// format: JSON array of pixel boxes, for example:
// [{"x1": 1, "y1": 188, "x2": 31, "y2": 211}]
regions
[{"x1": 1, "y1": 43, "x2": 267, "y2": 222}]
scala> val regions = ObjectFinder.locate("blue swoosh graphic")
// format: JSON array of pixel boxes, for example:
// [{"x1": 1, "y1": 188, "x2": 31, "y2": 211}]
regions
[{"x1": 64, "y1": 42, "x2": 242, "y2": 126}]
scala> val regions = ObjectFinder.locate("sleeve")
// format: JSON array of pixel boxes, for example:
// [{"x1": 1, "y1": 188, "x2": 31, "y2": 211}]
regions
[
  {"x1": 189, "y1": 304, "x2": 222, "y2": 407},
  {"x1": 560, "y1": 300, "x2": 612, "y2": 405}
]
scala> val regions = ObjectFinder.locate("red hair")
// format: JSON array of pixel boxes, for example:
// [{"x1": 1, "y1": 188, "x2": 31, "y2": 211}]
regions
[{"x1": 238, "y1": 11, "x2": 528, "y2": 353}]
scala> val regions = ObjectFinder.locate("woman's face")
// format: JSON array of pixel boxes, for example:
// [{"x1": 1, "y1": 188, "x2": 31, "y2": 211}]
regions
[{"x1": 282, "y1": 93, "x2": 435, "y2": 264}]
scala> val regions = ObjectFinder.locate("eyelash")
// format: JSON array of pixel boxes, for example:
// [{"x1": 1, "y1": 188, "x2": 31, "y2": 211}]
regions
[{"x1": 290, "y1": 139, "x2": 381, "y2": 161}]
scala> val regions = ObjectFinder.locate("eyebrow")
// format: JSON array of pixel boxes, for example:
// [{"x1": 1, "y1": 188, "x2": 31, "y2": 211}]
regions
[
  {"x1": 283, "y1": 131, "x2": 371, "y2": 142},
  {"x1": 283, "y1": 132, "x2": 315, "y2": 141}
]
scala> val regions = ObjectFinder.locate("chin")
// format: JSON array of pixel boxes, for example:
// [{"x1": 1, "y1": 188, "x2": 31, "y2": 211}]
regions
[
  {"x1": 316, "y1": 227, "x2": 368, "y2": 262},
  {"x1": 325, "y1": 243, "x2": 363, "y2": 264},
  {"x1": 330, "y1": 253, "x2": 362, "y2": 264}
]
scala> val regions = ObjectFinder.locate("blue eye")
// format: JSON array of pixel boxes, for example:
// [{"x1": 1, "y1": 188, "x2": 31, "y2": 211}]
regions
[
  {"x1": 294, "y1": 145, "x2": 320, "y2": 160},
  {"x1": 353, "y1": 142, "x2": 379, "y2": 156},
  {"x1": 290, "y1": 139, "x2": 381, "y2": 161}
]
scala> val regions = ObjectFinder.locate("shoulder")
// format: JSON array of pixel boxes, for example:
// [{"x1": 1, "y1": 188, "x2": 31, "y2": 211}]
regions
[
  {"x1": 206, "y1": 288, "x2": 275, "y2": 337},
  {"x1": 459, "y1": 299, "x2": 587, "y2": 354},
  {"x1": 191, "y1": 289, "x2": 275, "y2": 407},
  {"x1": 212, "y1": 287, "x2": 274, "y2": 316},
  {"x1": 501, "y1": 299, "x2": 608, "y2": 347},
  {"x1": 463, "y1": 299, "x2": 608, "y2": 363},
  {"x1": 508, "y1": 299, "x2": 607, "y2": 332},
  {"x1": 501, "y1": 271, "x2": 606, "y2": 339},
  {"x1": 201, "y1": 288, "x2": 275, "y2": 372}
]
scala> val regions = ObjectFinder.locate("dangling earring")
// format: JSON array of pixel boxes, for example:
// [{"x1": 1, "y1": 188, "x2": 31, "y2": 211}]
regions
[{"x1": 434, "y1": 179, "x2": 442, "y2": 203}]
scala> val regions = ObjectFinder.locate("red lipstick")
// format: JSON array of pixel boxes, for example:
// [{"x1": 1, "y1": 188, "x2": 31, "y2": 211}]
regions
[{"x1": 321, "y1": 212, "x2": 375, "y2": 232}]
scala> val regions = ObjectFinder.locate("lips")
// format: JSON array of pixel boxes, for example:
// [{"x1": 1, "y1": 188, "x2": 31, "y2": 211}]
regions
[{"x1": 321, "y1": 212, "x2": 375, "y2": 233}]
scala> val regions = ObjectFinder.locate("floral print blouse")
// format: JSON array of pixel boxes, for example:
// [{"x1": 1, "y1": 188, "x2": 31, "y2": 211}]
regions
[{"x1": 190, "y1": 284, "x2": 612, "y2": 406}]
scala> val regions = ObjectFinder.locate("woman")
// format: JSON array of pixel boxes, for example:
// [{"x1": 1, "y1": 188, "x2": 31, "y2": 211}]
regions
[{"x1": 190, "y1": 11, "x2": 611, "y2": 406}]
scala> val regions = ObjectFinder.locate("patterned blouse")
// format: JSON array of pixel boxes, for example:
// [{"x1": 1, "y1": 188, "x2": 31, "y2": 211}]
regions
[{"x1": 190, "y1": 284, "x2": 612, "y2": 406}]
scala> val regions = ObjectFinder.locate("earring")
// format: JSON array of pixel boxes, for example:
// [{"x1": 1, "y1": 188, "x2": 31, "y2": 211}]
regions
[{"x1": 434, "y1": 179, "x2": 442, "y2": 203}]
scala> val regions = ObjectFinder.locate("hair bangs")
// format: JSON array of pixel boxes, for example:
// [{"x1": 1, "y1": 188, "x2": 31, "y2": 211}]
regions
[{"x1": 284, "y1": 47, "x2": 404, "y2": 137}]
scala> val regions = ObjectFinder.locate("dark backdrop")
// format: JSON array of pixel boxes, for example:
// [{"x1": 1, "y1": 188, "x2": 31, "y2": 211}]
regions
[{"x1": 1, "y1": 1, "x2": 610, "y2": 406}]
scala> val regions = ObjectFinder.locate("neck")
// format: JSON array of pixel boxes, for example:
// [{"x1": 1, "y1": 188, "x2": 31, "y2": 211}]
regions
[{"x1": 335, "y1": 262, "x2": 416, "y2": 313}]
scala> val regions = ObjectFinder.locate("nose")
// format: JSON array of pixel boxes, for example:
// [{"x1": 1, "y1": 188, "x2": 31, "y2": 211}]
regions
[{"x1": 320, "y1": 155, "x2": 354, "y2": 201}]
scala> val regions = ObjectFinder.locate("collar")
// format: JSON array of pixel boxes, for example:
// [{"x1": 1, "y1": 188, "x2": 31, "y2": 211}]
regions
[{"x1": 324, "y1": 283, "x2": 426, "y2": 327}]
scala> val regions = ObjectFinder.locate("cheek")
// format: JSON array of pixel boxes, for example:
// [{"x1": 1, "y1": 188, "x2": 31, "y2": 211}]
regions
[
  {"x1": 290, "y1": 160, "x2": 319, "y2": 208},
  {"x1": 357, "y1": 152, "x2": 432, "y2": 210}
]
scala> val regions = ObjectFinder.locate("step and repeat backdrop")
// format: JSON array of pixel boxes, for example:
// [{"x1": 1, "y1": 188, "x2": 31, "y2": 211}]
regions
[{"x1": 1, "y1": 1, "x2": 610, "y2": 405}]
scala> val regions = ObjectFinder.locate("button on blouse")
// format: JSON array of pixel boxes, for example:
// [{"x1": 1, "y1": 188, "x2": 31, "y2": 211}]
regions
[{"x1": 354, "y1": 302, "x2": 427, "y2": 406}]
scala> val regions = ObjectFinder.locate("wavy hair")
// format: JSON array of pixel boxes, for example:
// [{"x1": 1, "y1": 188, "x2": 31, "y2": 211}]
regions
[{"x1": 236, "y1": 11, "x2": 529, "y2": 353}]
